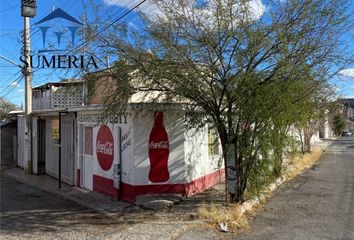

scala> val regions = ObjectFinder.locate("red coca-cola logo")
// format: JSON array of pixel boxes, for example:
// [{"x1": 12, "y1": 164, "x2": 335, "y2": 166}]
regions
[
  {"x1": 148, "y1": 112, "x2": 170, "y2": 183},
  {"x1": 96, "y1": 125, "x2": 114, "y2": 171},
  {"x1": 148, "y1": 141, "x2": 169, "y2": 149}
]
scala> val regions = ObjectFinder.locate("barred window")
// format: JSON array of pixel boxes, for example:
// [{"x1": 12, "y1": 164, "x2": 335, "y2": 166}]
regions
[{"x1": 208, "y1": 127, "x2": 220, "y2": 156}]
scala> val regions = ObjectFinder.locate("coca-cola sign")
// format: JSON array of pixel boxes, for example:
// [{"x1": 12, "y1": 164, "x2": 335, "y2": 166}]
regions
[
  {"x1": 148, "y1": 112, "x2": 170, "y2": 182},
  {"x1": 148, "y1": 141, "x2": 169, "y2": 149},
  {"x1": 96, "y1": 125, "x2": 114, "y2": 171},
  {"x1": 96, "y1": 141, "x2": 113, "y2": 155}
]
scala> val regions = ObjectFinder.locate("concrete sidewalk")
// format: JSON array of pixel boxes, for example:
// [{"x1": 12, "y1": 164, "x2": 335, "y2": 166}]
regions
[
  {"x1": 5, "y1": 167, "x2": 131, "y2": 218},
  {"x1": 2, "y1": 168, "x2": 193, "y2": 240}
]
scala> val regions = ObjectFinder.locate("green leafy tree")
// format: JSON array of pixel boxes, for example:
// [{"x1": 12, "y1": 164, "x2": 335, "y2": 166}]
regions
[
  {"x1": 0, "y1": 97, "x2": 18, "y2": 121},
  {"x1": 294, "y1": 82, "x2": 335, "y2": 153},
  {"x1": 85, "y1": 0, "x2": 352, "y2": 203},
  {"x1": 333, "y1": 114, "x2": 346, "y2": 136}
]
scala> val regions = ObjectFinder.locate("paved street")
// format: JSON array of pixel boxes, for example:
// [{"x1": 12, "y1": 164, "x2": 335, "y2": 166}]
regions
[
  {"x1": 0, "y1": 173, "x2": 127, "y2": 240},
  {"x1": 236, "y1": 137, "x2": 354, "y2": 240},
  {"x1": 1, "y1": 137, "x2": 354, "y2": 240}
]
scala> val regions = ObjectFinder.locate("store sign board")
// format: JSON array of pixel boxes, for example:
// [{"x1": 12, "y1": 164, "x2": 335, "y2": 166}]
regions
[
  {"x1": 96, "y1": 125, "x2": 114, "y2": 171},
  {"x1": 78, "y1": 112, "x2": 130, "y2": 125}
]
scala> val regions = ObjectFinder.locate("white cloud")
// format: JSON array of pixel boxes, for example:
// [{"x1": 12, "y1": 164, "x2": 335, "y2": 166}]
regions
[
  {"x1": 249, "y1": 0, "x2": 266, "y2": 19},
  {"x1": 103, "y1": 0, "x2": 266, "y2": 22},
  {"x1": 339, "y1": 68, "x2": 354, "y2": 78},
  {"x1": 10, "y1": 82, "x2": 19, "y2": 88},
  {"x1": 103, "y1": 0, "x2": 161, "y2": 18}
]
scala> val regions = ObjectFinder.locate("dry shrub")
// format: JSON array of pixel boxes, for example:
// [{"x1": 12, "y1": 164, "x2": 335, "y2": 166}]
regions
[
  {"x1": 284, "y1": 147, "x2": 323, "y2": 180},
  {"x1": 197, "y1": 203, "x2": 249, "y2": 232}
]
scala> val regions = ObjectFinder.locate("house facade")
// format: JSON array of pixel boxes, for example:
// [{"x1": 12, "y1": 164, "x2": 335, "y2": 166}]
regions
[
  {"x1": 338, "y1": 98, "x2": 354, "y2": 132},
  {"x1": 17, "y1": 78, "x2": 224, "y2": 202},
  {"x1": 0, "y1": 120, "x2": 17, "y2": 166}
]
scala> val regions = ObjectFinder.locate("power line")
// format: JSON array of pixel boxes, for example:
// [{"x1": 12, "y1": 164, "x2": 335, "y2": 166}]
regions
[
  {"x1": 0, "y1": 54, "x2": 21, "y2": 67},
  {"x1": 1, "y1": 76, "x2": 24, "y2": 98},
  {"x1": 29, "y1": 0, "x2": 147, "y2": 84},
  {"x1": 10, "y1": 0, "x2": 147, "y2": 93},
  {"x1": 65, "y1": 0, "x2": 147, "y2": 56},
  {"x1": 0, "y1": 70, "x2": 23, "y2": 97},
  {"x1": 0, "y1": 3, "x2": 20, "y2": 14}
]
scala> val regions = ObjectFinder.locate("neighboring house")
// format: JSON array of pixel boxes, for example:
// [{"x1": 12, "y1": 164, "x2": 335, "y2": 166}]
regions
[
  {"x1": 0, "y1": 120, "x2": 17, "y2": 165},
  {"x1": 16, "y1": 73, "x2": 224, "y2": 203},
  {"x1": 319, "y1": 112, "x2": 334, "y2": 139},
  {"x1": 337, "y1": 98, "x2": 354, "y2": 131},
  {"x1": 32, "y1": 80, "x2": 84, "y2": 110}
]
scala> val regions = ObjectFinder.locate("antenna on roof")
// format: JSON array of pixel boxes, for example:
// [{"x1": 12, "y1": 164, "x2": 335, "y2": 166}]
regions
[{"x1": 52, "y1": 5, "x2": 55, "y2": 12}]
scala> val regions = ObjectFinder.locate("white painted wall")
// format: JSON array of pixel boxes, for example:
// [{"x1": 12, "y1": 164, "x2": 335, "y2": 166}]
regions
[
  {"x1": 76, "y1": 109, "x2": 223, "y2": 188},
  {"x1": 184, "y1": 125, "x2": 223, "y2": 182},
  {"x1": 310, "y1": 131, "x2": 321, "y2": 144}
]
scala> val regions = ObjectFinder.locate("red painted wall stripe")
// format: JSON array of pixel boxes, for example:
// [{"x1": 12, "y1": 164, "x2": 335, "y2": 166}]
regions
[
  {"x1": 120, "y1": 168, "x2": 224, "y2": 202},
  {"x1": 93, "y1": 175, "x2": 119, "y2": 200},
  {"x1": 91, "y1": 169, "x2": 224, "y2": 202}
]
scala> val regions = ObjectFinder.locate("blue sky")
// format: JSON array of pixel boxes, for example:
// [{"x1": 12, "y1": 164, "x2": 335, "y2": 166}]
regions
[{"x1": 0, "y1": 0, "x2": 353, "y2": 106}]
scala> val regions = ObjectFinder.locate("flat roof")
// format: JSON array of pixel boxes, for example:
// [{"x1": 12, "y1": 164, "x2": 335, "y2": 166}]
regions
[{"x1": 32, "y1": 80, "x2": 83, "y2": 90}]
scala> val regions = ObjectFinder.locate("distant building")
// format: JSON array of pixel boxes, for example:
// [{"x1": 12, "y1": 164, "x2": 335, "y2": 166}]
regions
[
  {"x1": 337, "y1": 98, "x2": 354, "y2": 131},
  {"x1": 0, "y1": 120, "x2": 17, "y2": 165}
]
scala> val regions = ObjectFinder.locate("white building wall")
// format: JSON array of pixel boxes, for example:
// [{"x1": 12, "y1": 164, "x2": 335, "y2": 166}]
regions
[
  {"x1": 184, "y1": 125, "x2": 220, "y2": 182},
  {"x1": 310, "y1": 131, "x2": 321, "y2": 144}
]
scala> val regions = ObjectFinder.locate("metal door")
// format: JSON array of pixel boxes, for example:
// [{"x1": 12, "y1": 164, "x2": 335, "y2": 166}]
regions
[
  {"x1": 81, "y1": 125, "x2": 93, "y2": 190},
  {"x1": 45, "y1": 117, "x2": 59, "y2": 178},
  {"x1": 60, "y1": 114, "x2": 75, "y2": 185},
  {"x1": 37, "y1": 118, "x2": 46, "y2": 174},
  {"x1": 17, "y1": 115, "x2": 25, "y2": 168}
]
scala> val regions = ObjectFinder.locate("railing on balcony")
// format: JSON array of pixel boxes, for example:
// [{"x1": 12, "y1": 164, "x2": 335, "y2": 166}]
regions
[{"x1": 32, "y1": 84, "x2": 84, "y2": 110}]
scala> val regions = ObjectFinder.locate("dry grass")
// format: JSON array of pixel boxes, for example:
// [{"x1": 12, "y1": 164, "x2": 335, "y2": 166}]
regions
[
  {"x1": 284, "y1": 147, "x2": 324, "y2": 180},
  {"x1": 197, "y1": 203, "x2": 249, "y2": 233},
  {"x1": 196, "y1": 147, "x2": 325, "y2": 233}
]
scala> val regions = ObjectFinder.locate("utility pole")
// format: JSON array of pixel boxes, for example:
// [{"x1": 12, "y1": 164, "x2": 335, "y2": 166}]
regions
[
  {"x1": 23, "y1": 17, "x2": 32, "y2": 174},
  {"x1": 21, "y1": 0, "x2": 36, "y2": 174}
]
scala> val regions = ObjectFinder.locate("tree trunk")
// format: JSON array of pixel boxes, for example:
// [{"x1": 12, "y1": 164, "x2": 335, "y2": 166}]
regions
[
  {"x1": 273, "y1": 149, "x2": 283, "y2": 177},
  {"x1": 303, "y1": 128, "x2": 312, "y2": 152},
  {"x1": 219, "y1": 129, "x2": 230, "y2": 206},
  {"x1": 221, "y1": 142, "x2": 229, "y2": 206},
  {"x1": 304, "y1": 134, "x2": 311, "y2": 152}
]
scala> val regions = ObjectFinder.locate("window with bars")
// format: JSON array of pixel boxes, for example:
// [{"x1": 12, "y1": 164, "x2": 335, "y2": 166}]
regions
[{"x1": 208, "y1": 126, "x2": 220, "y2": 156}]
